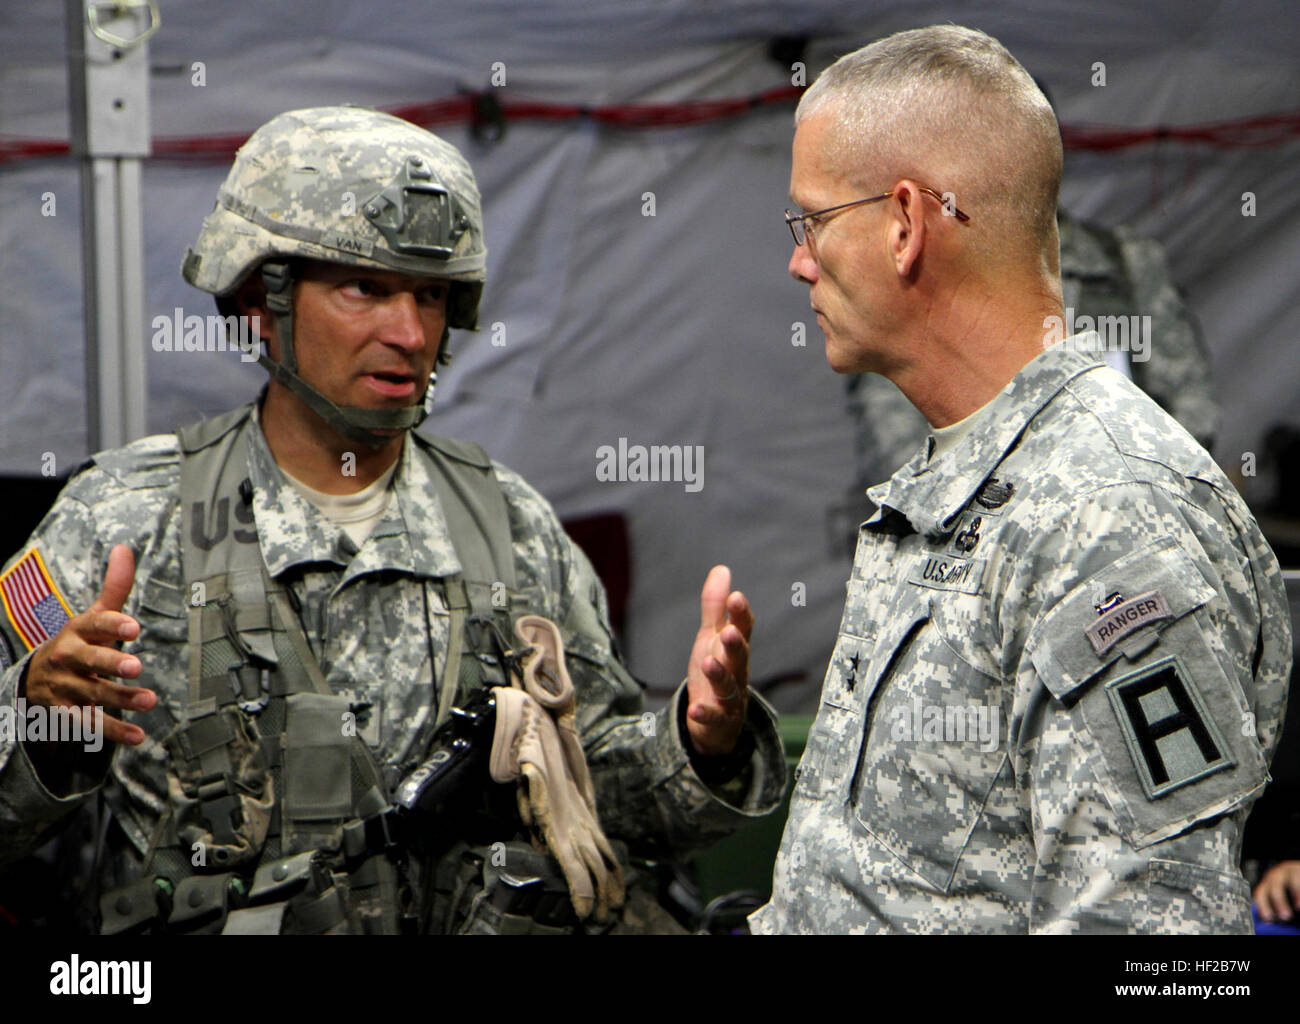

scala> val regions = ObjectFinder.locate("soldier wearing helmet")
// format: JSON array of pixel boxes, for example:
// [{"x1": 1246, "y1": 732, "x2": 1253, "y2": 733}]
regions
[
  {"x1": 184, "y1": 107, "x2": 488, "y2": 448},
  {"x1": 0, "y1": 107, "x2": 785, "y2": 934}
]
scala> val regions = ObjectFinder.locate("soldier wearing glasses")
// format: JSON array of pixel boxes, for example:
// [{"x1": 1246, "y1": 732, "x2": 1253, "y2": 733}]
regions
[{"x1": 751, "y1": 26, "x2": 1290, "y2": 934}]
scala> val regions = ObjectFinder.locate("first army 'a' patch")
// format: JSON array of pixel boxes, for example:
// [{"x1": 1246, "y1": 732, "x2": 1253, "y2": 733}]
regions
[
  {"x1": 1105, "y1": 655, "x2": 1233, "y2": 801},
  {"x1": 0, "y1": 548, "x2": 72, "y2": 651}
]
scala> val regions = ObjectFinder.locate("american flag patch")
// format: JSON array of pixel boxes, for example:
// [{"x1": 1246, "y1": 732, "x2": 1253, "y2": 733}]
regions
[{"x1": 0, "y1": 548, "x2": 72, "y2": 651}]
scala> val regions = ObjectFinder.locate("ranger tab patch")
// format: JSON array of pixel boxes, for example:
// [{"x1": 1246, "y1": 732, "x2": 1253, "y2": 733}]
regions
[
  {"x1": 0, "y1": 548, "x2": 72, "y2": 651},
  {"x1": 1085, "y1": 589, "x2": 1172, "y2": 656},
  {"x1": 1105, "y1": 656, "x2": 1232, "y2": 800}
]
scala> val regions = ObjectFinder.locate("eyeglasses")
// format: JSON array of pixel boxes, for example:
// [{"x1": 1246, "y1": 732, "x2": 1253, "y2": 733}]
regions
[{"x1": 784, "y1": 186, "x2": 970, "y2": 248}]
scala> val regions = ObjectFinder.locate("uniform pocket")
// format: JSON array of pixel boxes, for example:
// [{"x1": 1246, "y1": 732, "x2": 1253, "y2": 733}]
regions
[
  {"x1": 793, "y1": 586, "x2": 875, "y2": 802},
  {"x1": 140, "y1": 572, "x2": 188, "y2": 622},
  {"x1": 792, "y1": 694, "x2": 860, "y2": 802},
  {"x1": 1140, "y1": 859, "x2": 1253, "y2": 934},
  {"x1": 849, "y1": 598, "x2": 1009, "y2": 894},
  {"x1": 1026, "y1": 539, "x2": 1269, "y2": 848}
]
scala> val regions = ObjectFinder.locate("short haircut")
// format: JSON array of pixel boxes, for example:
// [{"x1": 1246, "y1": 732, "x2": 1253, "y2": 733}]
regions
[{"x1": 796, "y1": 25, "x2": 1062, "y2": 253}]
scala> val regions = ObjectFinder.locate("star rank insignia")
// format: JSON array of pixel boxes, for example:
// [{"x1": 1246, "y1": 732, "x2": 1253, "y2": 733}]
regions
[{"x1": 846, "y1": 652, "x2": 861, "y2": 691}]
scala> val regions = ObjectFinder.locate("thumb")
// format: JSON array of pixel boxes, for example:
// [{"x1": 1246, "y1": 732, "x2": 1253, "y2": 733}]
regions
[
  {"x1": 90, "y1": 544, "x2": 136, "y2": 613},
  {"x1": 698, "y1": 564, "x2": 732, "y2": 632}
]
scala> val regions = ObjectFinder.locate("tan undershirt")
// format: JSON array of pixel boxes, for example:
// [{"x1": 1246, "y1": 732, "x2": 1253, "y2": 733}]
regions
[
  {"x1": 928, "y1": 396, "x2": 997, "y2": 463},
  {"x1": 253, "y1": 403, "x2": 400, "y2": 547},
  {"x1": 279, "y1": 458, "x2": 399, "y2": 548}
]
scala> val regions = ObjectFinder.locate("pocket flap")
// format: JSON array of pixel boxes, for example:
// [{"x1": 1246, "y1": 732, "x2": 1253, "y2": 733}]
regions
[
  {"x1": 283, "y1": 693, "x2": 354, "y2": 820},
  {"x1": 862, "y1": 593, "x2": 931, "y2": 703},
  {"x1": 140, "y1": 573, "x2": 186, "y2": 618},
  {"x1": 1027, "y1": 537, "x2": 1216, "y2": 702}
]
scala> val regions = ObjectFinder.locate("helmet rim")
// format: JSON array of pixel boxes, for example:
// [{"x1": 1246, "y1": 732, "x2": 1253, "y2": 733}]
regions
[{"x1": 182, "y1": 106, "x2": 487, "y2": 329}]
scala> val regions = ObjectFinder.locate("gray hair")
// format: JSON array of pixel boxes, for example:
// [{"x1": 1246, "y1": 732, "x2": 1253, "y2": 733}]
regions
[{"x1": 797, "y1": 25, "x2": 1062, "y2": 252}]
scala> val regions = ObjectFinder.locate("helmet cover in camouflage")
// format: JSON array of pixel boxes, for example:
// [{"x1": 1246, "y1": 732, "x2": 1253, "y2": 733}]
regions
[{"x1": 182, "y1": 106, "x2": 485, "y2": 329}]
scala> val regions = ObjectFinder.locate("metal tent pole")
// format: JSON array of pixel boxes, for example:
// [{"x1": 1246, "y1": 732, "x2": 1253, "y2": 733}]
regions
[{"x1": 65, "y1": 0, "x2": 159, "y2": 452}]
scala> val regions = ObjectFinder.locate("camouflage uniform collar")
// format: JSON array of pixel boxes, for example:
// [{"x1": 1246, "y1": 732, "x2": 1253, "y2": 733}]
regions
[
  {"x1": 245, "y1": 414, "x2": 462, "y2": 582},
  {"x1": 363, "y1": 428, "x2": 464, "y2": 582},
  {"x1": 865, "y1": 343, "x2": 1104, "y2": 538}
]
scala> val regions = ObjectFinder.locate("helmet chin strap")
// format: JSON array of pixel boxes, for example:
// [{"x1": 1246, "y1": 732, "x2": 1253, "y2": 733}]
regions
[{"x1": 258, "y1": 261, "x2": 435, "y2": 449}]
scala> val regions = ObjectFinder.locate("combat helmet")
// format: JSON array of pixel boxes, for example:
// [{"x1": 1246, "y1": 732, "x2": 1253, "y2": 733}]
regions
[{"x1": 182, "y1": 106, "x2": 486, "y2": 445}]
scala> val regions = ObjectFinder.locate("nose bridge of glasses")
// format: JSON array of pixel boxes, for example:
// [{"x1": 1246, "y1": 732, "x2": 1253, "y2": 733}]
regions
[{"x1": 785, "y1": 210, "x2": 811, "y2": 247}]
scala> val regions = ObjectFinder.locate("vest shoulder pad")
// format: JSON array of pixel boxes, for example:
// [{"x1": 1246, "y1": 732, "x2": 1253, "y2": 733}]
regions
[
  {"x1": 176, "y1": 405, "x2": 255, "y2": 456},
  {"x1": 414, "y1": 432, "x2": 493, "y2": 470}
]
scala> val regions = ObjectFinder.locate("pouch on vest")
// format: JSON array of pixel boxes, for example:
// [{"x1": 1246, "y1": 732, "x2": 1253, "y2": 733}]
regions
[
  {"x1": 222, "y1": 849, "x2": 363, "y2": 935},
  {"x1": 281, "y1": 692, "x2": 385, "y2": 855},
  {"x1": 163, "y1": 702, "x2": 274, "y2": 871},
  {"x1": 431, "y1": 839, "x2": 583, "y2": 935}
]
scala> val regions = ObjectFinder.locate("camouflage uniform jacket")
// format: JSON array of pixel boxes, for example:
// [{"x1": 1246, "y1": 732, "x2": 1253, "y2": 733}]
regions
[
  {"x1": 0, "y1": 409, "x2": 786, "y2": 893},
  {"x1": 752, "y1": 342, "x2": 1290, "y2": 934}
]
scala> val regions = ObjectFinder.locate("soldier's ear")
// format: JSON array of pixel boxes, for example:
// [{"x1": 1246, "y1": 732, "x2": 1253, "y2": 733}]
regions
[
  {"x1": 231, "y1": 273, "x2": 269, "y2": 321},
  {"x1": 228, "y1": 272, "x2": 280, "y2": 357},
  {"x1": 889, "y1": 179, "x2": 927, "y2": 279}
]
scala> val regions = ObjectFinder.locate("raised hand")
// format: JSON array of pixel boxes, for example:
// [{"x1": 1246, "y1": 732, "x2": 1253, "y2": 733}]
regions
[
  {"x1": 24, "y1": 544, "x2": 156, "y2": 747},
  {"x1": 684, "y1": 564, "x2": 753, "y2": 756}
]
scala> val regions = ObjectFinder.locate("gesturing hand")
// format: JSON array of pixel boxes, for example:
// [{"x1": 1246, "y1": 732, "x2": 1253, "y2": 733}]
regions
[
  {"x1": 24, "y1": 544, "x2": 156, "y2": 747},
  {"x1": 684, "y1": 565, "x2": 753, "y2": 756}
]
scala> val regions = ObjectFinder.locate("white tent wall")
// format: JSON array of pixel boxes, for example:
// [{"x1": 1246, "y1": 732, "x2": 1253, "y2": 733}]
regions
[{"x1": 1, "y1": 2, "x2": 1297, "y2": 712}]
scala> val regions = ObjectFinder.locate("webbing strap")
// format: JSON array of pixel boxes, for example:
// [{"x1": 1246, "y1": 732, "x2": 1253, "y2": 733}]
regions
[
  {"x1": 416, "y1": 433, "x2": 517, "y2": 591},
  {"x1": 267, "y1": 587, "x2": 332, "y2": 697},
  {"x1": 436, "y1": 579, "x2": 469, "y2": 731}
]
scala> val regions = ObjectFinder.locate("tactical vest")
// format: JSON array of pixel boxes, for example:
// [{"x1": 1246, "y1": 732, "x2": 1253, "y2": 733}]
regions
[{"x1": 100, "y1": 406, "x2": 540, "y2": 934}]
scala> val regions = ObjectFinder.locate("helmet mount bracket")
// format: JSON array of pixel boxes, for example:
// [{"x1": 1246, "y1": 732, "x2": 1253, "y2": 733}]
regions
[{"x1": 362, "y1": 156, "x2": 470, "y2": 260}]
